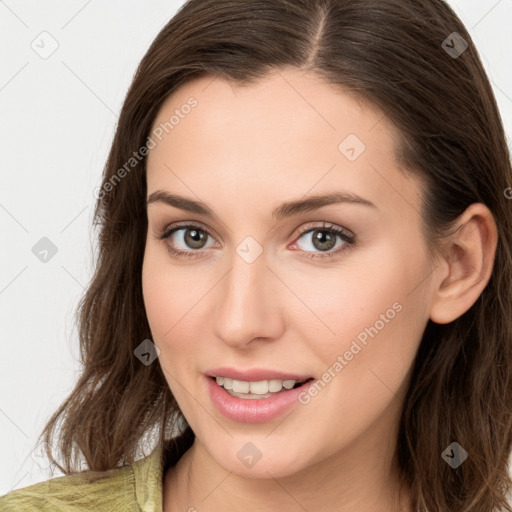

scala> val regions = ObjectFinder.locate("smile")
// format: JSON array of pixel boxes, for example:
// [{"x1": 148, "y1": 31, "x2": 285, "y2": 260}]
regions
[
  {"x1": 214, "y1": 376, "x2": 309, "y2": 398},
  {"x1": 206, "y1": 374, "x2": 314, "y2": 423}
]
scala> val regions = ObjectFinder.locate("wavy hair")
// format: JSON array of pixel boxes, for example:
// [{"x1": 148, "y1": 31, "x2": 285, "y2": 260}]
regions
[{"x1": 38, "y1": 1, "x2": 512, "y2": 510}]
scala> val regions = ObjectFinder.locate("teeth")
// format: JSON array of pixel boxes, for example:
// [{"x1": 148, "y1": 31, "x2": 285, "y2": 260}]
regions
[
  {"x1": 215, "y1": 376, "x2": 306, "y2": 395},
  {"x1": 268, "y1": 379, "x2": 282, "y2": 392},
  {"x1": 232, "y1": 380, "x2": 250, "y2": 393},
  {"x1": 249, "y1": 380, "x2": 268, "y2": 394}
]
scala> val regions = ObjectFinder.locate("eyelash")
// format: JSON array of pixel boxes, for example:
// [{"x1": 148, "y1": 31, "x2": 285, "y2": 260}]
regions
[{"x1": 156, "y1": 221, "x2": 356, "y2": 261}]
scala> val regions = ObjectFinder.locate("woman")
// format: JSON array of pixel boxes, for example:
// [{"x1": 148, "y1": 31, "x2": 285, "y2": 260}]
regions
[{"x1": 1, "y1": 0, "x2": 511, "y2": 510}]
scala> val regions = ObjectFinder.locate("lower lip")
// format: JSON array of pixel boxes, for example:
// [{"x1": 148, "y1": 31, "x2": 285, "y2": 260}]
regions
[{"x1": 206, "y1": 376, "x2": 313, "y2": 423}]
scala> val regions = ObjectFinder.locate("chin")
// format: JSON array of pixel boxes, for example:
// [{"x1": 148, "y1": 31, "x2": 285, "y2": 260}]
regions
[{"x1": 203, "y1": 434, "x2": 313, "y2": 480}]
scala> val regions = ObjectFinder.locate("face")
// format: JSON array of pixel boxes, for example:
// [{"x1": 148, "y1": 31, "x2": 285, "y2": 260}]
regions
[{"x1": 142, "y1": 67, "x2": 434, "y2": 479}]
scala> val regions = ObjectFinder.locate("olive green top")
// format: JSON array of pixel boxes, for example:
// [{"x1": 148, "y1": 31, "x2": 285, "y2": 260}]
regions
[{"x1": 0, "y1": 440, "x2": 167, "y2": 512}]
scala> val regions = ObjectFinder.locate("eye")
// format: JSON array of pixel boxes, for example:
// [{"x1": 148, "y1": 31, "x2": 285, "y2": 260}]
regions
[
  {"x1": 156, "y1": 221, "x2": 356, "y2": 261},
  {"x1": 157, "y1": 222, "x2": 217, "y2": 259},
  {"x1": 291, "y1": 222, "x2": 356, "y2": 260}
]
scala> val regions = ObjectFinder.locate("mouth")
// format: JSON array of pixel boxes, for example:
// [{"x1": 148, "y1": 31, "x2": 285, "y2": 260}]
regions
[
  {"x1": 209, "y1": 375, "x2": 314, "y2": 400},
  {"x1": 206, "y1": 371, "x2": 316, "y2": 423}
]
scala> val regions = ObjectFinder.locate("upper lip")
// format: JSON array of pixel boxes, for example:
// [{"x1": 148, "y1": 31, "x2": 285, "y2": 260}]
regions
[{"x1": 206, "y1": 367, "x2": 313, "y2": 382}]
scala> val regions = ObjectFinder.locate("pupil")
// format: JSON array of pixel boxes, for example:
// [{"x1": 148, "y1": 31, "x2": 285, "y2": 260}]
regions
[
  {"x1": 313, "y1": 230, "x2": 335, "y2": 251},
  {"x1": 185, "y1": 228, "x2": 206, "y2": 249}
]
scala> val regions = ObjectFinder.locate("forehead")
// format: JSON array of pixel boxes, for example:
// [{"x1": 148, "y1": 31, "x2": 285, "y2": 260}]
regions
[
  {"x1": 145, "y1": 67, "x2": 418, "y2": 222},
  {"x1": 149, "y1": 67, "x2": 391, "y2": 152}
]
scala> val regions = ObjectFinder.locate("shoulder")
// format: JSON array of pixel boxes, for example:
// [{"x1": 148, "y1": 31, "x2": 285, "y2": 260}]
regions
[
  {"x1": 0, "y1": 432, "x2": 193, "y2": 512},
  {"x1": 0, "y1": 456, "x2": 141, "y2": 512}
]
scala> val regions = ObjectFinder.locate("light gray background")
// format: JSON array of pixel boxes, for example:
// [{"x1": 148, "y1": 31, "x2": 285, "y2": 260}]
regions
[{"x1": 1, "y1": 0, "x2": 511, "y2": 495}]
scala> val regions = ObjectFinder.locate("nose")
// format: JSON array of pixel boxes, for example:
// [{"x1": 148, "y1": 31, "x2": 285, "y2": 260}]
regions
[{"x1": 212, "y1": 247, "x2": 285, "y2": 349}]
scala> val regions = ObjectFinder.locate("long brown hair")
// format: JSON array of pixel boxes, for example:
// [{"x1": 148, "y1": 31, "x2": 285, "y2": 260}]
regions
[{"x1": 39, "y1": 1, "x2": 512, "y2": 510}]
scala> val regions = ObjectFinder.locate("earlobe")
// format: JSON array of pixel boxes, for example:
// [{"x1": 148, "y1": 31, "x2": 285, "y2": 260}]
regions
[{"x1": 429, "y1": 203, "x2": 498, "y2": 325}]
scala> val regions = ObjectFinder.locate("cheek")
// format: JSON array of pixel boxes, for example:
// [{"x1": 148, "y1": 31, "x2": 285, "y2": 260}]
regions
[
  {"x1": 142, "y1": 249, "x2": 174, "y2": 338},
  {"x1": 290, "y1": 252, "x2": 428, "y2": 451},
  {"x1": 142, "y1": 241, "x2": 194, "y2": 332},
  {"x1": 308, "y1": 250, "x2": 428, "y2": 400},
  {"x1": 141, "y1": 246, "x2": 215, "y2": 370},
  {"x1": 141, "y1": 255, "x2": 198, "y2": 416},
  {"x1": 285, "y1": 243, "x2": 429, "y2": 376}
]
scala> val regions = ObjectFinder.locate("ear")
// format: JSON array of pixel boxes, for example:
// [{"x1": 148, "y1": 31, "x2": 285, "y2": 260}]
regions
[{"x1": 429, "y1": 203, "x2": 498, "y2": 325}]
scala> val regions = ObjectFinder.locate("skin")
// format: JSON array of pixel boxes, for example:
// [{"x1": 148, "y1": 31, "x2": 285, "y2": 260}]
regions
[{"x1": 141, "y1": 66, "x2": 498, "y2": 512}]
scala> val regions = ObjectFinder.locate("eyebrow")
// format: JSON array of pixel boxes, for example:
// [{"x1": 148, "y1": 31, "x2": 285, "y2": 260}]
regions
[{"x1": 146, "y1": 190, "x2": 377, "y2": 220}]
